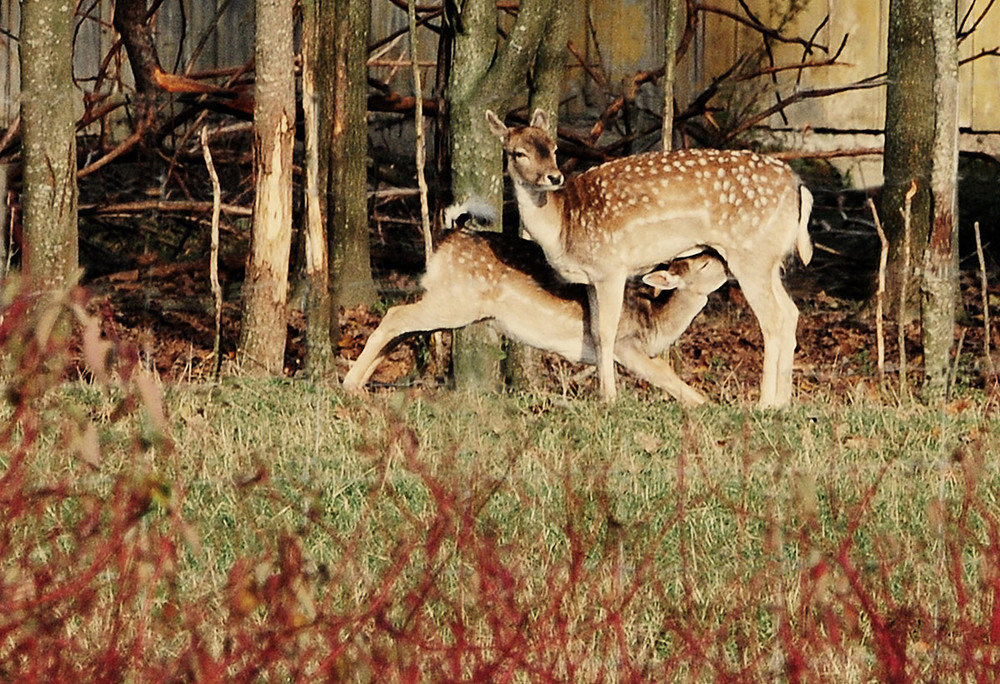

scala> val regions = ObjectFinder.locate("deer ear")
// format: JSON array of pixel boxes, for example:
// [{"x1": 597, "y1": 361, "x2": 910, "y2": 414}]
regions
[
  {"x1": 486, "y1": 110, "x2": 508, "y2": 139},
  {"x1": 530, "y1": 108, "x2": 550, "y2": 131},
  {"x1": 642, "y1": 270, "x2": 686, "y2": 292}
]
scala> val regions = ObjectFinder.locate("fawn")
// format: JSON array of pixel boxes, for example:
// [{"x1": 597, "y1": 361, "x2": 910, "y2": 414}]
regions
[
  {"x1": 342, "y1": 210, "x2": 726, "y2": 404},
  {"x1": 486, "y1": 109, "x2": 812, "y2": 407}
]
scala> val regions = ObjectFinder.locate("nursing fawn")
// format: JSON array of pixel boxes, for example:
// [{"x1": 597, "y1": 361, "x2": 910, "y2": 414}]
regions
[{"x1": 343, "y1": 223, "x2": 726, "y2": 404}]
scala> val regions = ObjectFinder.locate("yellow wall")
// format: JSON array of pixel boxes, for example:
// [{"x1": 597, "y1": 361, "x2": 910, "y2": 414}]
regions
[{"x1": 564, "y1": 0, "x2": 998, "y2": 135}]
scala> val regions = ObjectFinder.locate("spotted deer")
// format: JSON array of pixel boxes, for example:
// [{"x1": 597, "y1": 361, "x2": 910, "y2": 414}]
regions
[
  {"x1": 342, "y1": 218, "x2": 726, "y2": 404},
  {"x1": 486, "y1": 109, "x2": 813, "y2": 407}
]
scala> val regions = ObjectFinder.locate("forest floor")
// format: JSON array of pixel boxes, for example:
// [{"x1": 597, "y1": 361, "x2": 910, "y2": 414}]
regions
[{"x1": 81, "y1": 212, "x2": 1000, "y2": 405}]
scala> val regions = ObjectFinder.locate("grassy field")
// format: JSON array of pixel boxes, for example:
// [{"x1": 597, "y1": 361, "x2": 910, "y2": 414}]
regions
[{"x1": 3, "y1": 288, "x2": 1000, "y2": 680}]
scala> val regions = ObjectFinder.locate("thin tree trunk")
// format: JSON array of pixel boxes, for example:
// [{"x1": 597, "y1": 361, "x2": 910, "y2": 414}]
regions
[
  {"x1": 329, "y1": 0, "x2": 377, "y2": 309},
  {"x1": 921, "y1": 0, "x2": 959, "y2": 402},
  {"x1": 662, "y1": 0, "x2": 682, "y2": 151},
  {"x1": 238, "y1": 0, "x2": 295, "y2": 375},
  {"x1": 21, "y1": 0, "x2": 78, "y2": 291},
  {"x1": 301, "y1": 0, "x2": 336, "y2": 379},
  {"x1": 882, "y1": 0, "x2": 934, "y2": 320}
]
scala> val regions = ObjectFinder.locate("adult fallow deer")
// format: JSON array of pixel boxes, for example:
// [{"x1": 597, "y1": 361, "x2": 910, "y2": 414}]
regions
[
  {"x1": 486, "y1": 109, "x2": 813, "y2": 407},
  {"x1": 342, "y1": 209, "x2": 726, "y2": 404}
]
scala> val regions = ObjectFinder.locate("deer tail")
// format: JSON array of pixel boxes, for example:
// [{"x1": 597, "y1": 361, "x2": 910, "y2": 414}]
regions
[
  {"x1": 443, "y1": 198, "x2": 499, "y2": 231},
  {"x1": 796, "y1": 185, "x2": 814, "y2": 266}
]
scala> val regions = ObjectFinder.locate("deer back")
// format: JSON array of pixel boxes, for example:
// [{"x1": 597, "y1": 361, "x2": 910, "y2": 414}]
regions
[{"x1": 557, "y1": 150, "x2": 804, "y2": 273}]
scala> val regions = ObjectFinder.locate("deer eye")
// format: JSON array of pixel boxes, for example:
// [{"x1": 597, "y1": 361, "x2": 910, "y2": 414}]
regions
[{"x1": 511, "y1": 150, "x2": 527, "y2": 159}]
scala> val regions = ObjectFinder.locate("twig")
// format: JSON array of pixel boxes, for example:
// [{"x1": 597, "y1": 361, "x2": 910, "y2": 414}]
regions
[
  {"x1": 960, "y1": 46, "x2": 1000, "y2": 68},
  {"x1": 772, "y1": 147, "x2": 883, "y2": 161},
  {"x1": 724, "y1": 77, "x2": 885, "y2": 143},
  {"x1": 566, "y1": 40, "x2": 608, "y2": 88},
  {"x1": 958, "y1": 0, "x2": 998, "y2": 43},
  {"x1": 0, "y1": 115, "x2": 20, "y2": 158},
  {"x1": 948, "y1": 328, "x2": 966, "y2": 400},
  {"x1": 869, "y1": 198, "x2": 888, "y2": 382},
  {"x1": 200, "y1": 126, "x2": 224, "y2": 380},
  {"x1": 0, "y1": 162, "x2": 9, "y2": 281},
  {"x1": 694, "y1": 1, "x2": 830, "y2": 51},
  {"x1": 77, "y1": 105, "x2": 158, "y2": 179},
  {"x1": 973, "y1": 221, "x2": 995, "y2": 375},
  {"x1": 78, "y1": 199, "x2": 251, "y2": 217},
  {"x1": 899, "y1": 180, "x2": 917, "y2": 399},
  {"x1": 408, "y1": 0, "x2": 433, "y2": 267},
  {"x1": 662, "y1": 0, "x2": 681, "y2": 151}
]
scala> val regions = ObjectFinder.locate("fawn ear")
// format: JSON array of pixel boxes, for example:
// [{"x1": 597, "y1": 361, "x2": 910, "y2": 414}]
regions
[
  {"x1": 642, "y1": 270, "x2": 686, "y2": 292},
  {"x1": 529, "y1": 108, "x2": 550, "y2": 131},
  {"x1": 486, "y1": 110, "x2": 508, "y2": 139}
]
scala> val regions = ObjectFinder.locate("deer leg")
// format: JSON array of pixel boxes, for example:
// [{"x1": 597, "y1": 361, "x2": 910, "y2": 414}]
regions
[
  {"x1": 615, "y1": 343, "x2": 708, "y2": 405},
  {"x1": 589, "y1": 276, "x2": 627, "y2": 401},
  {"x1": 729, "y1": 261, "x2": 796, "y2": 408},
  {"x1": 773, "y1": 270, "x2": 800, "y2": 407},
  {"x1": 343, "y1": 299, "x2": 477, "y2": 391}
]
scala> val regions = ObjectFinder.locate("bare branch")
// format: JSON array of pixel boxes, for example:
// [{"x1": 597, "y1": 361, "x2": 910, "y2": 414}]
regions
[{"x1": 78, "y1": 199, "x2": 251, "y2": 217}]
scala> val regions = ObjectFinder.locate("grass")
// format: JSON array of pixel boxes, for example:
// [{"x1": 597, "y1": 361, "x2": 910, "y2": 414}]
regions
[{"x1": 3, "y1": 283, "x2": 1000, "y2": 680}]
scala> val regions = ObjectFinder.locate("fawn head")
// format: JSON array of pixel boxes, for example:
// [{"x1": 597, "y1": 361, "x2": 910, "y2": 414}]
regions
[
  {"x1": 486, "y1": 109, "x2": 564, "y2": 191},
  {"x1": 642, "y1": 254, "x2": 728, "y2": 295}
]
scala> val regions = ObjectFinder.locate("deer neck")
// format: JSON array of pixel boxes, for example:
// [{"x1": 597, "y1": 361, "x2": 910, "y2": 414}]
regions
[{"x1": 512, "y1": 181, "x2": 565, "y2": 259}]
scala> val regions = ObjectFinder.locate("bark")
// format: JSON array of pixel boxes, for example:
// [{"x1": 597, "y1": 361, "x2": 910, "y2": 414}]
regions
[
  {"x1": 447, "y1": 0, "x2": 561, "y2": 392},
  {"x1": 882, "y1": 0, "x2": 959, "y2": 402},
  {"x1": 0, "y1": 163, "x2": 10, "y2": 280},
  {"x1": 329, "y1": 0, "x2": 377, "y2": 308},
  {"x1": 21, "y1": 0, "x2": 79, "y2": 290},
  {"x1": 921, "y1": 0, "x2": 959, "y2": 402},
  {"x1": 301, "y1": 0, "x2": 336, "y2": 379},
  {"x1": 238, "y1": 0, "x2": 295, "y2": 375},
  {"x1": 881, "y1": 0, "x2": 934, "y2": 319},
  {"x1": 505, "y1": 0, "x2": 569, "y2": 390},
  {"x1": 113, "y1": 0, "x2": 162, "y2": 94},
  {"x1": 528, "y1": 1, "x2": 568, "y2": 137},
  {"x1": 662, "y1": 0, "x2": 682, "y2": 151}
]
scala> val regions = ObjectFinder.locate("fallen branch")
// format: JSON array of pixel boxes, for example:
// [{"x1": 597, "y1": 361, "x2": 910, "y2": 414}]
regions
[{"x1": 79, "y1": 199, "x2": 251, "y2": 217}]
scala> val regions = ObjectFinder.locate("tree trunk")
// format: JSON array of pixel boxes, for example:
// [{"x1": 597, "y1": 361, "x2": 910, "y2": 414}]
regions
[
  {"x1": 301, "y1": 0, "x2": 336, "y2": 380},
  {"x1": 238, "y1": 0, "x2": 295, "y2": 376},
  {"x1": 881, "y1": 0, "x2": 934, "y2": 320},
  {"x1": 329, "y1": 0, "x2": 377, "y2": 309},
  {"x1": 504, "y1": 0, "x2": 569, "y2": 390},
  {"x1": 921, "y1": 0, "x2": 959, "y2": 402},
  {"x1": 21, "y1": 0, "x2": 78, "y2": 291},
  {"x1": 447, "y1": 0, "x2": 560, "y2": 392},
  {"x1": 662, "y1": 0, "x2": 682, "y2": 151},
  {"x1": 882, "y1": 0, "x2": 959, "y2": 402},
  {"x1": 113, "y1": 0, "x2": 162, "y2": 94}
]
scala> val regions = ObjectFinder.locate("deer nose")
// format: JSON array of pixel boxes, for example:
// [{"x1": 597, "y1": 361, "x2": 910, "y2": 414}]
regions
[{"x1": 547, "y1": 172, "x2": 564, "y2": 186}]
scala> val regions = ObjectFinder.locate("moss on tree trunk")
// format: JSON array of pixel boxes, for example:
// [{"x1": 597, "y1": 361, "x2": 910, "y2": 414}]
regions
[
  {"x1": 329, "y1": 0, "x2": 377, "y2": 309},
  {"x1": 446, "y1": 0, "x2": 565, "y2": 392}
]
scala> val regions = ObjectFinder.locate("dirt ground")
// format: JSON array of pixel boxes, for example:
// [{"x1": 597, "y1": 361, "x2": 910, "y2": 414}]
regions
[{"x1": 82, "y1": 219, "x2": 999, "y2": 404}]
